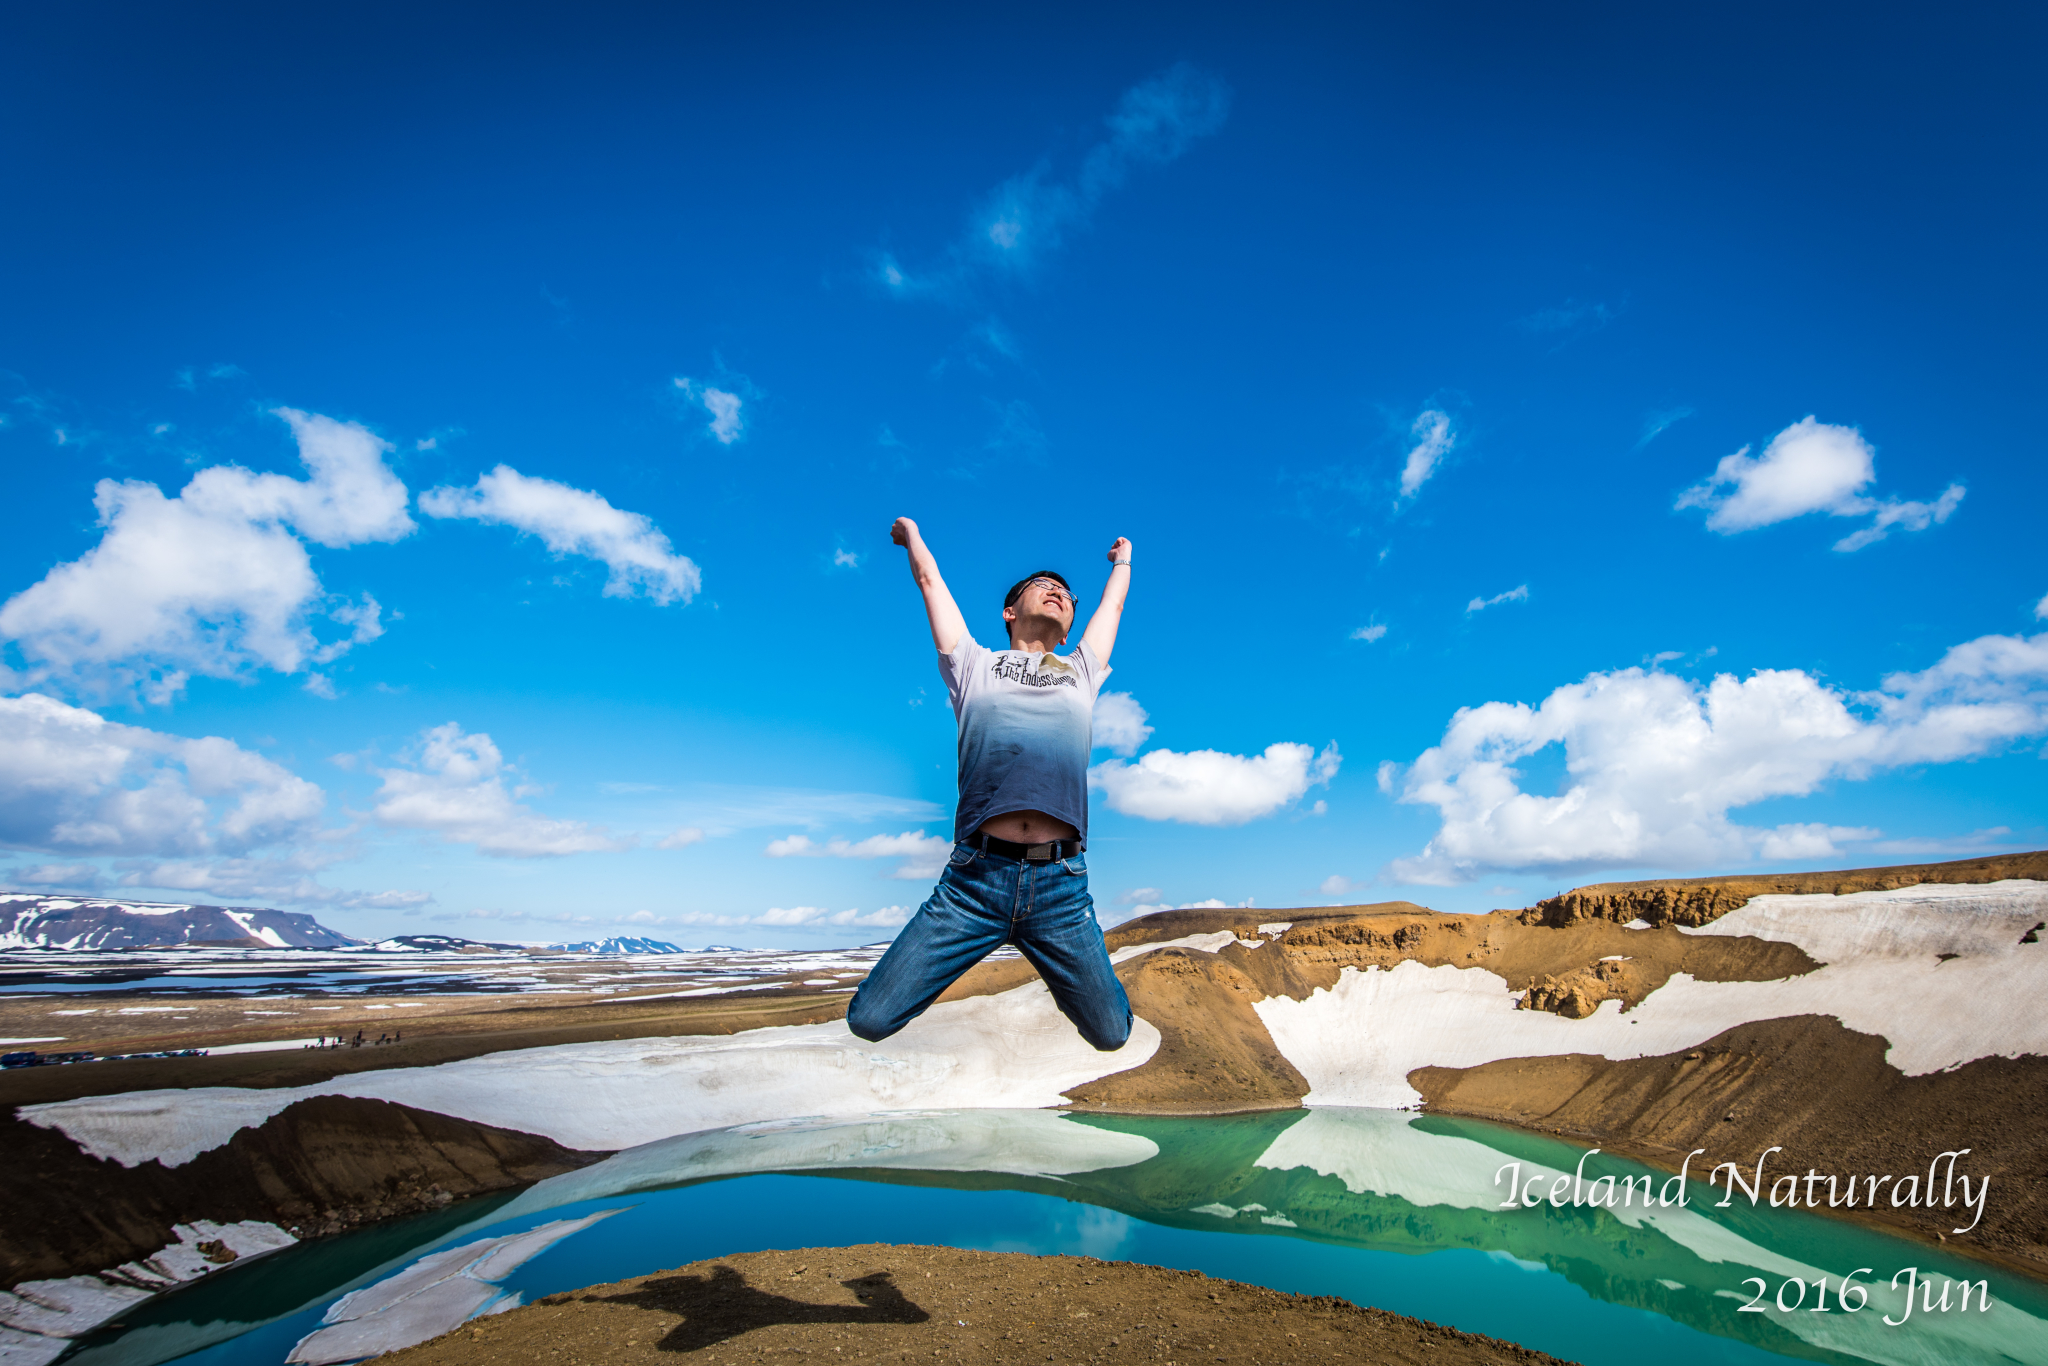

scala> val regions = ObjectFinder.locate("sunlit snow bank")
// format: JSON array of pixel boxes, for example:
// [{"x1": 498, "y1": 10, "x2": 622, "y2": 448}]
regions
[
  {"x1": 21, "y1": 979, "x2": 1160, "y2": 1167},
  {"x1": 1257, "y1": 880, "x2": 2048, "y2": 1109}
]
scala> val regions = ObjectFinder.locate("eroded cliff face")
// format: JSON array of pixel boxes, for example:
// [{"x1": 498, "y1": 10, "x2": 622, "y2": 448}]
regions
[
  {"x1": 1410, "y1": 1019, "x2": 2048, "y2": 1271},
  {"x1": 0, "y1": 1096, "x2": 601, "y2": 1286},
  {"x1": 1519, "y1": 850, "x2": 2048, "y2": 929}
]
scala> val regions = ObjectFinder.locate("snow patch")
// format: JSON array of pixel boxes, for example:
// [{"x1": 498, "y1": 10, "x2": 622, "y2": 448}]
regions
[
  {"x1": 1255, "y1": 880, "x2": 2048, "y2": 1109},
  {"x1": 22, "y1": 979, "x2": 1161, "y2": 1166}
]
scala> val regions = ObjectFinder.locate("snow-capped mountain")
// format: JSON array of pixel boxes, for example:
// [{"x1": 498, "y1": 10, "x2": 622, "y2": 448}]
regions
[
  {"x1": 0, "y1": 895, "x2": 359, "y2": 950},
  {"x1": 547, "y1": 936, "x2": 687, "y2": 955},
  {"x1": 359, "y1": 934, "x2": 530, "y2": 953}
]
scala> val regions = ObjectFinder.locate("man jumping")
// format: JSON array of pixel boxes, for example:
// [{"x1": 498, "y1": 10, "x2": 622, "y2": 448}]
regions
[{"x1": 845, "y1": 517, "x2": 1134, "y2": 1051}]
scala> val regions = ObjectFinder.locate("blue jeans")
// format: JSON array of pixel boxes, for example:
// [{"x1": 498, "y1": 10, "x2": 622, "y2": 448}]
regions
[{"x1": 847, "y1": 842, "x2": 1132, "y2": 1052}]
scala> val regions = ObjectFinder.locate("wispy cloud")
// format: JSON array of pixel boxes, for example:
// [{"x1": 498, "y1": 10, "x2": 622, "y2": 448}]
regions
[
  {"x1": 877, "y1": 64, "x2": 1230, "y2": 299},
  {"x1": 1466, "y1": 584, "x2": 1529, "y2": 613},
  {"x1": 1635, "y1": 406, "x2": 1695, "y2": 450},
  {"x1": 1350, "y1": 623, "x2": 1387, "y2": 642},
  {"x1": 1396, "y1": 409, "x2": 1455, "y2": 502},
  {"x1": 755, "y1": 904, "x2": 913, "y2": 929},
  {"x1": 373, "y1": 723, "x2": 628, "y2": 858},
  {"x1": 764, "y1": 830, "x2": 952, "y2": 880},
  {"x1": 419, "y1": 465, "x2": 701, "y2": 604},
  {"x1": 674, "y1": 377, "x2": 744, "y2": 444},
  {"x1": 1675, "y1": 416, "x2": 1964, "y2": 552},
  {"x1": 1515, "y1": 299, "x2": 1621, "y2": 341}
]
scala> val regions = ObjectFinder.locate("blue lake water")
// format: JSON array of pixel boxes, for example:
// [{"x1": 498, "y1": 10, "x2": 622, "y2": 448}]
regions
[{"x1": 62, "y1": 1108, "x2": 2048, "y2": 1366}]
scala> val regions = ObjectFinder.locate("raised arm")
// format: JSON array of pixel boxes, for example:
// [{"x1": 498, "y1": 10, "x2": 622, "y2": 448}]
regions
[
  {"x1": 1079, "y1": 537, "x2": 1132, "y2": 667},
  {"x1": 891, "y1": 517, "x2": 970, "y2": 654}
]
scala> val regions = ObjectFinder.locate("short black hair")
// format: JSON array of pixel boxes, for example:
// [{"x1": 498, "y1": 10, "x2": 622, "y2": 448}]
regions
[{"x1": 1003, "y1": 570, "x2": 1072, "y2": 627}]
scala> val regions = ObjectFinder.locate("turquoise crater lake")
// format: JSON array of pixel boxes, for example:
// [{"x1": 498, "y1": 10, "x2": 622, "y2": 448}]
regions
[{"x1": 63, "y1": 1108, "x2": 2048, "y2": 1366}]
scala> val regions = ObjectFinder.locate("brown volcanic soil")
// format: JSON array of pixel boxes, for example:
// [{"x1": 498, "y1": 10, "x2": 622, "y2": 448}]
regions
[
  {"x1": 1065, "y1": 949, "x2": 1309, "y2": 1114},
  {"x1": 380, "y1": 1244, "x2": 1574, "y2": 1366},
  {"x1": 0, "y1": 1095, "x2": 602, "y2": 1285},
  {"x1": 1413, "y1": 1016, "x2": 2048, "y2": 1273},
  {"x1": 0, "y1": 983, "x2": 856, "y2": 1081},
  {"x1": 0, "y1": 989, "x2": 855, "y2": 1108}
]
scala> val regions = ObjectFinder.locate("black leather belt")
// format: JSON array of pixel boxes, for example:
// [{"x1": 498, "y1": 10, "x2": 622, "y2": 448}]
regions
[{"x1": 973, "y1": 832, "x2": 1081, "y2": 862}]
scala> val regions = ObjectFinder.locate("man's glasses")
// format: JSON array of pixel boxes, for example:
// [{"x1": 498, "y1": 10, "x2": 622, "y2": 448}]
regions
[{"x1": 1023, "y1": 578, "x2": 1072, "y2": 605}]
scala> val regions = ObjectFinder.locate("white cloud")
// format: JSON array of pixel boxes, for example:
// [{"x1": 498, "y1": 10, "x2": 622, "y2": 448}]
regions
[
  {"x1": 1350, "y1": 623, "x2": 1387, "y2": 642},
  {"x1": 372, "y1": 723, "x2": 628, "y2": 857},
  {"x1": 1397, "y1": 409, "x2": 1455, "y2": 500},
  {"x1": 1675, "y1": 416, "x2": 1964, "y2": 551},
  {"x1": 2036, "y1": 592, "x2": 2048, "y2": 620},
  {"x1": 419, "y1": 465, "x2": 701, "y2": 604},
  {"x1": 105, "y1": 852, "x2": 431, "y2": 909},
  {"x1": 1092, "y1": 692, "x2": 1154, "y2": 757},
  {"x1": 1091, "y1": 742, "x2": 1340, "y2": 826},
  {"x1": 1319, "y1": 874, "x2": 1358, "y2": 896},
  {"x1": 756, "y1": 904, "x2": 913, "y2": 928},
  {"x1": 656, "y1": 826, "x2": 705, "y2": 849},
  {"x1": 1466, "y1": 584, "x2": 1529, "y2": 614},
  {"x1": 1116, "y1": 887, "x2": 1162, "y2": 904},
  {"x1": 0, "y1": 408, "x2": 412, "y2": 702},
  {"x1": 0, "y1": 691, "x2": 425, "y2": 907},
  {"x1": 1385, "y1": 630, "x2": 2048, "y2": 884},
  {"x1": 1830, "y1": 485, "x2": 1968, "y2": 553},
  {"x1": 1099, "y1": 894, "x2": 1250, "y2": 929},
  {"x1": 832, "y1": 549, "x2": 861, "y2": 569},
  {"x1": 674, "y1": 379, "x2": 744, "y2": 444},
  {"x1": 763, "y1": 830, "x2": 951, "y2": 880},
  {"x1": 0, "y1": 692, "x2": 322, "y2": 856},
  {"x1": 880, "y1": 64, "x2": 1229, "y2": 295}
]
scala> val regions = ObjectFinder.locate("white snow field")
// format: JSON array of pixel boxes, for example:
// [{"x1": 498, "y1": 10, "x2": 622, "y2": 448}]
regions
[
  {"x1": 21, "y1": 976, "x2": 1162, "y2": 1166},
  {"x1": 1256, "y1": 880, "x2": 2048, "y2": 1109}
]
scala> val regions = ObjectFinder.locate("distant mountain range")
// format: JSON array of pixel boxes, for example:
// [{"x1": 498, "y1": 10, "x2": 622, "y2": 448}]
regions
[
  {"x1": 547, "y1": 936, "x2": 689, "y2": 955},
  {"x1": 0, "y1": 894, "x2": 360, "y2": 950},
  {"x1": 0, "y1": 896, "x2": 725, "y2": 955}
]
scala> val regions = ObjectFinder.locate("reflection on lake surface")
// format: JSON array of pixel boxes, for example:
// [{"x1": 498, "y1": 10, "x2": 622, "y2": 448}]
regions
[{"x1": 67, "y1": 1108, "x2": 2048, "y2": 1366}]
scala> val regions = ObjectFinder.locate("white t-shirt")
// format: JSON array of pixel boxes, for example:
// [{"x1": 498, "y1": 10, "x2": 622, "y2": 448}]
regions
[{"x1": 937, "y1": 633, "x2": 1106, "y2": 845}]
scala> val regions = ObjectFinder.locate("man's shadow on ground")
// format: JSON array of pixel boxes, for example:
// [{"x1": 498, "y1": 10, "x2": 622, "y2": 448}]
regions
[{"x1": 593, "y1": 1264, "x2": 931, "y2": 1351}]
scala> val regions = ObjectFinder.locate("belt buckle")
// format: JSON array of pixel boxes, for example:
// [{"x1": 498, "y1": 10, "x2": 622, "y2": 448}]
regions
[{"x1": 1025, "y1": 842, "x2": 1055, "y2": 862}]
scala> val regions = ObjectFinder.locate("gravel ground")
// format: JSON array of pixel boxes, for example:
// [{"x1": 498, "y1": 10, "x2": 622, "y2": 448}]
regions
[{"x1": 380, "y1": 1244, "x2": 1576, "y2": 1365}]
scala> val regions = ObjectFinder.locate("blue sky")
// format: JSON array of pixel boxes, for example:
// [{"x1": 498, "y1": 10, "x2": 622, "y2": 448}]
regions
[{"x1": 2, "y1": 2, "x2": 2043, "y2": 945}]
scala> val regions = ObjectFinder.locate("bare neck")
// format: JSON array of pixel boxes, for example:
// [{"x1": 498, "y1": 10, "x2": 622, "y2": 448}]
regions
[{"x1": 1005, "y1": 613, "x2": 1068, "y2": 653}]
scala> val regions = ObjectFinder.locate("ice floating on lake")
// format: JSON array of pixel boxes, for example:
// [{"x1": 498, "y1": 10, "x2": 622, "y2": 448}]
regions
[{"x1": 286, "y1": 1211, "x2": 621, "y2": 1365}]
